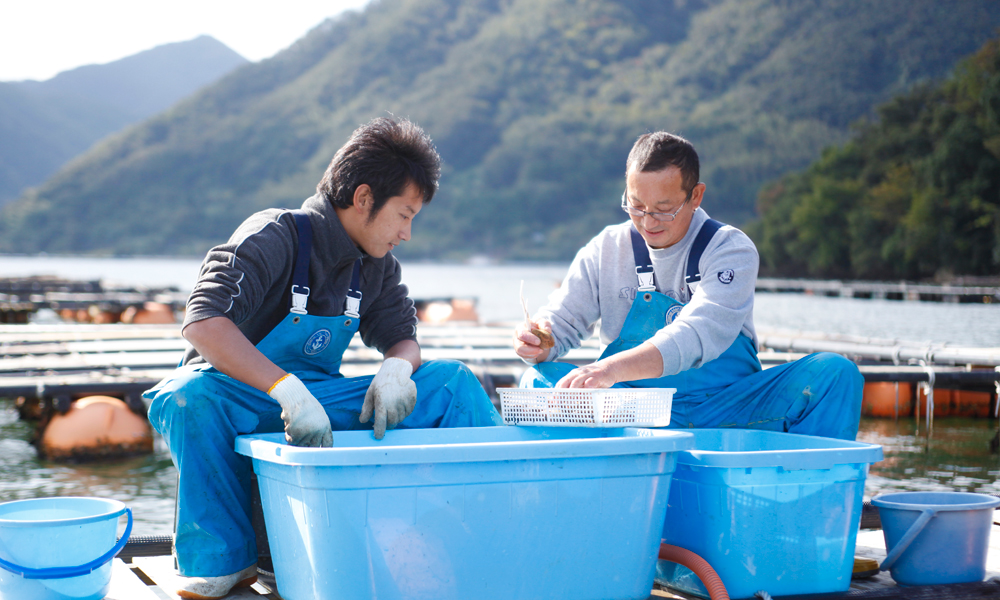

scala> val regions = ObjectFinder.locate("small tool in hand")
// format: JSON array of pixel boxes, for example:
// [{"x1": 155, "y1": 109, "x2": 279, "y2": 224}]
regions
[{"x1": 520, "y1": 280, "x2": 555, "y2": 349}]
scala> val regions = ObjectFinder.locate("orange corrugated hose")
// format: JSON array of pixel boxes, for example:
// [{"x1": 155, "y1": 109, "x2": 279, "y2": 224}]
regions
[{"x1": 658, "y1": 543, "x2": 730, "y2": 600}]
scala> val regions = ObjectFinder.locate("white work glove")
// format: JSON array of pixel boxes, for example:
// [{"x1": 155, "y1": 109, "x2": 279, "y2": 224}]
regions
[
  {"x1": 360, "y1": 357, "x2": 417, "y2": 440},
  {"x1": 268, "y1": 374, "x2": 333, "y2": 447}
]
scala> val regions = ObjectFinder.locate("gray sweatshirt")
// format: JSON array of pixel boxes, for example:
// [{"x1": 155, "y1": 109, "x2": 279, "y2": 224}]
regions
[
  {"x1": 536, "y1": 207, "x2": 759, "y2": 378},
  {"x1": 181, "y1": 194, "x2": 417, "y2": 365}
]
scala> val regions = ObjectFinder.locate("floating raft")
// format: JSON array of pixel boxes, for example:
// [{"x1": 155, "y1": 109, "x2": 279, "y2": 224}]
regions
[
  {"x1": 757, "y1": 277, "x2": 1000, "y2": 303},
  {"x1": 759, "y1": 329, "x2": 1000, "y2": 367},
  {"x1": 0, "y1": 276, "x2": 187, "y2": 323},
  {"x1": 1, "y1": 323, "x2": 998, "y2": 406}
]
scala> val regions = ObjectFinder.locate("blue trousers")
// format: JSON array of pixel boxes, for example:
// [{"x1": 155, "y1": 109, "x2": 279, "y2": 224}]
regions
[
  {"x1": 145, "y1": 359, "x2": 502, "y2": 576},
  {"x1": 520, "y1": 352, "x2": 862, "y2": 440}
]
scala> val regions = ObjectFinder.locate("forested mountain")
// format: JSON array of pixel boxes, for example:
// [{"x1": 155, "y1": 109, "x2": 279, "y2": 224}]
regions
[
  {"x1": 748, "y1": 37, "x2": 1000, "y2": 281},
  {"x1": 0, "y1": 36, "x2": 247, "y2": 204},
  {"x1": 1, "y1": 0, "x2": 997, "y2": 259}
]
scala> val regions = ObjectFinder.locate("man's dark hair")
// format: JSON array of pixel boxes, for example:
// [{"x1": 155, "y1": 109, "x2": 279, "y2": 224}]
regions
[
  {"x1": 317, "y1": 117, "x2": 441, "y2": 220},
  {"x1": 626, "y1": 132, "x2": 700, "y2": 194}
]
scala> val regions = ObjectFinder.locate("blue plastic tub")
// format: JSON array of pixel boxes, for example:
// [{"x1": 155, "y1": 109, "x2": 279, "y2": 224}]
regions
[
  {"x1": 0, "y1": 497, "x2": 132, "y2": 600},
  {"x1": 873, "y1": 491, "x2": 1000, "y2": 585},
  {"x1": 236, "y1": 426, "x2": 693, "y2": 600},
  {"x1": 655, "y1": 429, "x2": 883, "y2": 600}
]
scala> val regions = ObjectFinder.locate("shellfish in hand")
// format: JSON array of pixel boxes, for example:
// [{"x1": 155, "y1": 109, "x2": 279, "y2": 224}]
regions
[
  {"x1": 531, "y1": 327, "x2": 555, "y2": 349},
  {"x1": 520, "y1": 280, "x2": 555, "y2": 349}
]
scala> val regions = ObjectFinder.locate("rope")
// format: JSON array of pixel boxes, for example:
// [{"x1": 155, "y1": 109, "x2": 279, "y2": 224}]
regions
[
  {"x1": 994, "y1": 367, "x2": 1000, "y2": 419},
  {"x1": 918, "y1": 360, "x2": 936, "y2": 434}
]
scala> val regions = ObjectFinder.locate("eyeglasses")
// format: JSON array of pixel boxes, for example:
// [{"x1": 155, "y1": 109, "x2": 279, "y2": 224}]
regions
[{"x1": 621, "y1": 189, "x2": 691, "y2": 222}]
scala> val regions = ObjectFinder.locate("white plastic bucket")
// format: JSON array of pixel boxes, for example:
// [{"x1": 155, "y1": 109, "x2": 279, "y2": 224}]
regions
[{"x1": 0, "y1": 497, "x2": 132, "y2": 600}]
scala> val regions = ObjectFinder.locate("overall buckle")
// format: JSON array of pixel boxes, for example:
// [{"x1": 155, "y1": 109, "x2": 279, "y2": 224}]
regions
[
  {"x1": 290, "y1": 285, "x2": 310, "y2": 315},
  {"x1": 344, "y1": 290, "x2": 362, "y2": 319},
  {"x1": 635, "y1": 266, "x2": 655, "y2": 292}
]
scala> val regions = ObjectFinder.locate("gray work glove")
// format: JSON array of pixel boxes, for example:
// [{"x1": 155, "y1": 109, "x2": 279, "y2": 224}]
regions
[
  {"x1": 268, "y1": 373, "x2": 333, "y2": 447},
  {"x1": 360, "y1": 357, "x2": 417, "y2": 439}
]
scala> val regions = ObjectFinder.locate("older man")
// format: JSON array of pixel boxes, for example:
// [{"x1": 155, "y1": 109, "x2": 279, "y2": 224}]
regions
[{"x1": 514, "y1": 131, "x2": 862, "y2": 440}]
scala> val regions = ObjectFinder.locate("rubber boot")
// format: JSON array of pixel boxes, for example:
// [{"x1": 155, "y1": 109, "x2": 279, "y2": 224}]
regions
[{"x1": 176, "y1": 563, "x2": 258, "y2": 599}]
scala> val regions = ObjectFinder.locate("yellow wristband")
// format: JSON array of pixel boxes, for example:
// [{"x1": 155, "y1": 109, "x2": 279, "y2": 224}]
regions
[{"x1": 267, "y1": 373, "x2": 292, "y2": 395}]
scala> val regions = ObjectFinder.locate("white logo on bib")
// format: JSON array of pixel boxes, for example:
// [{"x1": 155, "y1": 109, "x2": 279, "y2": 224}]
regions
[
  {"x1": 665, "y1": 305, "x2": 682, "y2": 325},
  {"x1": 304, "y1": 329, "x2": 332, "y2": 355}
]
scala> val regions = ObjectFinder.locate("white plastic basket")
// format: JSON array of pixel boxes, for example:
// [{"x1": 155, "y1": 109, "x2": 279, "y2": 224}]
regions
[{"x1": 497, "y1": 388, "x2": 674, "y2": 427}]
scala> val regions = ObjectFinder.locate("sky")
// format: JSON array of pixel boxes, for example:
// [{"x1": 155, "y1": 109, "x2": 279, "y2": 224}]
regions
[{"x1": 0, "y1": 0, "x2": 371, "y2": 82}]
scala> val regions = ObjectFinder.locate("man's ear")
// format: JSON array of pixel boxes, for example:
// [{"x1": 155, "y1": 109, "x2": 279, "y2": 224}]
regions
[
  {"x1": 689, "y1": 182, "x2": 706, "y2": 210},
  {"x1": 352, "y1": 184, "x2": 372, "y2": 214}
]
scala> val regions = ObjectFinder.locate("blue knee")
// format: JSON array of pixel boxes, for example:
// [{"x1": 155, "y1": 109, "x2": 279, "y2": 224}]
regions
[
  {"x1": 810, "y1": 353, "x2": 864, "y2": 401},
  {"x1": 416, "y1": 359, "x2": 483, "y2": 390},
  {"x1": 146, "y1": 368, "x2": 259, "y2": 438},
  {"x1": 794, "y1": 353, "x2": 863, "y2": 439},
  {"x1": 417, "y1": 358, "x2": 472, "y2": 376},
  {"x1": 146, "y1": 370, "x2": 207, "y2": 435},
  {"x1": 410, "y1": 359, "x2": 500, "y2": 427}
]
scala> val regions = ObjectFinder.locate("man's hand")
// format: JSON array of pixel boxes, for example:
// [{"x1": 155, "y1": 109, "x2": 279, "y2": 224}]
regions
[
  {"x1": 555, "y1": 361, "x2": 620, "y2": 389},
  {"x1": 556, "y1": 342, "x2": 665, "y2": 388},
  {"x1": 514, "y1": 319, "x2": 554, "y2": 364},
  {"x1": 361, "y1": 357, "x2": 417, "y2": 439},
  {"x1": 268, "y1": 374, "x2": 333, "y2": 447}
]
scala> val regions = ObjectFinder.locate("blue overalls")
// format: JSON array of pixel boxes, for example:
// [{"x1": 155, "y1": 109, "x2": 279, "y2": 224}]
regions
[
  {"x1": 146, "y1": 211, "x2": 502, "y2": 577},
  {"x1": 521, "y1": 219, "x2": 862, "y2": 441}
]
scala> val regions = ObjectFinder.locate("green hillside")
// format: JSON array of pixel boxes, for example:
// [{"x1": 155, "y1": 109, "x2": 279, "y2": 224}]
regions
[
  {"x1": 0, "y1": 36, "x2": 247, "y2": 204},
  {"x1": 2, "y1": 0, "x2": 998, "y2": 259},
  {"x1": 748, "y1": 36, "x2": 1000, "y2": 281}
]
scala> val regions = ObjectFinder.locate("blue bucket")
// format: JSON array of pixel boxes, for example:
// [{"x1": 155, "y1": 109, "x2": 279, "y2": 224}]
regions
[
  {"x1": 0, "y1": 497, "x2": 132, "y2": 600},
  {"x1": 872, "y1": 491, "x2": 1000, "y2": 586}
]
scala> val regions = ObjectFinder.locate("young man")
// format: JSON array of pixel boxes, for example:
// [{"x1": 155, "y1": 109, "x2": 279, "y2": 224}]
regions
[
  {"x1": 513, "y1": 131, "x2": 862, "y2": 440},
  {"x1": 145, "y1": 117, "x2": 501, "y2": 599}
]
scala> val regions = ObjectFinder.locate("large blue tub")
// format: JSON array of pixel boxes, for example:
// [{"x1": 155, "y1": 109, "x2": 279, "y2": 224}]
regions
[
  {"x1": 237, "y1": 426, "x2": 693, "y2": 600},
  {"x1": 656, "y1": 429, "x2": 883, "y2": 599}
]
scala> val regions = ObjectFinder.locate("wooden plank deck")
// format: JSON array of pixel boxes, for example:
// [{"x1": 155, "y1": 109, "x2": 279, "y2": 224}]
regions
[
  {"x1": 110, "y1": 524, "x2": 1000, "y2": 599},
  {"x1": 105, "y1": 559, "x2": 160, "y2": 600}
]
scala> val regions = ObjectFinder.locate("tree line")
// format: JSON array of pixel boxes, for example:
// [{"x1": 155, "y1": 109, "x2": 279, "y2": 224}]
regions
[{"x1": 747, "y1": 37, "x2": 1000, "y2": 281}]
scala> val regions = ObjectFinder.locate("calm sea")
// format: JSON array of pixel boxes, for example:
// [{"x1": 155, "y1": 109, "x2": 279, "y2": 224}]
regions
[{"x1": 1, "y1": 255, "x2": 999, "y2": 536}]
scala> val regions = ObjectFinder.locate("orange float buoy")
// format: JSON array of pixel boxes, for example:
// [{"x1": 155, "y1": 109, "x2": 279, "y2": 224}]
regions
[
  {"x1": 416, "y1": 298, "x2": 480, "y2": 323},
  {"x1": 121, "y1": 301, "x2": 176, "y2": 324},
  {"x1": 447, "y1": 298, "x2": 479, "y2": 322},
  {"x1": 917, "y1": 387, "x2": 992, "y2": 418},
  {"x1": 40, "y1": 396, "x2": 153, "y2": 461},
  {"x1": 863, "y1": 382, "x2": 994, "y2": 418},
  {"x1": 861, "y1": 382, "x2": 913, "y2": 417}
]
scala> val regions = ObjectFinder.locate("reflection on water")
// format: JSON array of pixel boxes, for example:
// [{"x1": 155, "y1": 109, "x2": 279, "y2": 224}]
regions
[
  {"x1": 858, "y1": 416, "x2": 1000, "y2": 496},
  {"x1": 2, "y1": 399, "x2": 999, "y2": 536}
]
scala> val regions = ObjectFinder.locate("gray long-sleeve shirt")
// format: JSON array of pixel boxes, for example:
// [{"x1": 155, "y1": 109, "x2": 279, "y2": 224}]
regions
[
  {"x1": 181, "y1": 194, "x2": 417, "y2": 365},
  {"x1": 536, "y1": 207, "x2": 759, "y2": 377}
]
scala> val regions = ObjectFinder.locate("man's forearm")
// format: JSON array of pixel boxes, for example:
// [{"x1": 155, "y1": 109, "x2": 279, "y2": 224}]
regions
[
  {"x1": 601, "y1": 341, "x2": 665, "y2": 382},
  {"x1": 555, "y1": 341, "x2": 664, "y2": 388},
  {"x1": 182, "y1": 316, "x2": 286, "y2": 392},
  {"x1": 384, "y1": 338, "x2": 421, "y2": 373}
]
